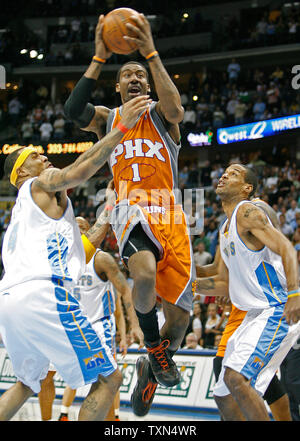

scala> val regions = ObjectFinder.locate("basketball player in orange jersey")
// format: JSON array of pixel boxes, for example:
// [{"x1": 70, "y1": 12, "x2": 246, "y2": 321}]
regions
[
  {"x1": 196, "y1": 198, "x2": 292, "y2": 420},
  {"x1": 64, "y1": 13, "x2": 195, "y2": 416}
]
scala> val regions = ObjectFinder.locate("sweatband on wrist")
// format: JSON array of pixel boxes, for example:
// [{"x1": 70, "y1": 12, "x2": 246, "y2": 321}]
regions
[
  {"x1": 92, "y1": 56, "x2": 106, "y2": 64},
  {"x1": 64, "y1": 76, "x2": 96, "y2": 128},
  {"x1": 116, "y1": 121, "x2": 129, "y2": 134},
  {"x1": 81, "y1": 234, "x2": 96, "y2": 264},
  {"x1": 288, "y1": 289, "x2": 300, "y2": 295},
  {"x1": 145, "y1": 50, "x2": 158, "y2": 61},
  {"x1": 288, "y1": 293, "x2": 300, "y2": 298}
]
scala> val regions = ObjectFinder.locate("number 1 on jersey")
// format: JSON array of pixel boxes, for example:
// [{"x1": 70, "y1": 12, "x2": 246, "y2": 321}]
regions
[{"x1": 131, "y1": 163, "x2": 141, "y2": 182}]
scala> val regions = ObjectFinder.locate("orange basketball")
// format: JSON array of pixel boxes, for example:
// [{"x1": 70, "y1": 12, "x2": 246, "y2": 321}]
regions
[{"x1": 102, "y1": 8, "x2": 140, "y2": 55}]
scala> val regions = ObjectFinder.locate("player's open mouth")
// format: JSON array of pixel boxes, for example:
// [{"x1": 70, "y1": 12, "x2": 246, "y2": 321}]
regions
[{"x1": 128, "y1": 86, "x2": 141, "y2": 96}]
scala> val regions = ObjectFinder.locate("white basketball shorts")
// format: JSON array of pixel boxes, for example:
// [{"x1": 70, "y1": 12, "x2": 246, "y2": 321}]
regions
[
  {"x1": 214, "y1": 303, "x2": 300, "y2": 397},
  {"x1": 0, "y1": 279, "x2": 117, "y2": 393}
]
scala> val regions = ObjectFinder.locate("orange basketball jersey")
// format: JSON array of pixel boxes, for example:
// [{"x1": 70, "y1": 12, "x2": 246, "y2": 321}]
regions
[
  {"x1": 106, "y1": 102, "x2": 195, "y2": 312},
  {"x1": 107, "y1": 102, "x2": 179, "y2": 207},
  {"x1": 216, "y1": 305, "x2": 247, "y2": 357}
]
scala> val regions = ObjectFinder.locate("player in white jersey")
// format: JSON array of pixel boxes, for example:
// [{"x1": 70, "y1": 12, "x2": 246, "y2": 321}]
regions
[
  {"x1": 56, "y1": 216, "x2": 143, "y2": 421},
  {"x1": 0, "y1": 95, "x2": 151, "y2": 421},
  {"x1": 193, "y1": 163, "x2": 300, "y2": 421}
]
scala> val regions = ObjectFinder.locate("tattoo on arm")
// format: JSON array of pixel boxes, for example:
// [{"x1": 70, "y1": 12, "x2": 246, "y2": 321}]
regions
[{"x1": 196, "y1": 278, "x2": 216, "y2": 291}]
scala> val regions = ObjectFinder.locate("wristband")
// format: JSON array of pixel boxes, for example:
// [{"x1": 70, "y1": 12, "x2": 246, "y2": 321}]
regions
[
  {"x1": 92, "y1": 56, "x2": 106, "y2": 64},
  {"x1": 288, "y1": 293, "x2": 300, "y2": 298},
  {"x1": 145, "y1": 50, "x2": 158, "y2": 61},
  {"x1": 288, "y1": 289, "x2": 300, "y2": 295},
  {"x1": 117, "y1": 121, "x2": 129, "y2": 134}
]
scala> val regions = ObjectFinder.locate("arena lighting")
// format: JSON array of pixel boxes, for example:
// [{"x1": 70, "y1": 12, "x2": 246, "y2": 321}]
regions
[
  {"x1": 217, "y1": 114, "x2": 300, "y2": 145},
  {"x1": 183, "y1": 13, "x2": 189, "y2": 18},
  {"x1": 37, "y1": 54, "x2": 44, "y2": 60},
  {"x1": 20, "y1": 49, "x2": 27, "y2": 54},
  {"x1": 29, "y1": 50, "x2": 38, "y2": 58},
  {"x1": 192, "y1": 95, "x2": 198, "y2": 101}
]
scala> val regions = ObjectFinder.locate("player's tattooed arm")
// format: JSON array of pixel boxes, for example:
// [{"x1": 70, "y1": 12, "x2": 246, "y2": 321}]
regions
[
  {"x1": 34, "y1": 96, "x2": 152, "y2": 193},
  {"x1": 239, "y1": 202, "x2": 299, "y2": 295}
]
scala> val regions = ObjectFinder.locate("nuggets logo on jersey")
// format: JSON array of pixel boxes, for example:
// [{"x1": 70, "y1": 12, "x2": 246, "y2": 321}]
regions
[{"x1": 84, "y1": 351, "x2": 105, "y2": 370}]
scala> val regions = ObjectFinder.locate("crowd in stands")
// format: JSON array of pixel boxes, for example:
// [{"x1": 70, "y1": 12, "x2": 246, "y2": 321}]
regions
[
  {"x1": 1, "y1": 59, "x2": 298, "y2": 150},
  {"x1": 1, "y1": 2, "x2": 300, "y2": 67}
]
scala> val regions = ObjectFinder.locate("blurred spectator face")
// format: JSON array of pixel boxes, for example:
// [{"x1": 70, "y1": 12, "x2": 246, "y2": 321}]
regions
[
  {"x1": 185, "y1": 333, "x2": 199, "y2": 349},
  {"x1": 197, "y1": 242, "x2": 205, "y2": 253},
  {"x1": 207, "y1": 303, "x2": 218, "y2": 318},
  {"x1": 193, "y1": 302, "x2": 202, "y2": 316}
]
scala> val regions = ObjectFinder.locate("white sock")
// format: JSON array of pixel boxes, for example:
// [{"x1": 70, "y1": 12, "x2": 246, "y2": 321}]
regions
[{"x1": 60, "y1": 405, "x2": 69, "y2": 415}]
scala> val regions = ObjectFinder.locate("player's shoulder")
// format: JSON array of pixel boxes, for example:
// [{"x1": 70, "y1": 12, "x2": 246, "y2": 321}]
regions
[
  {"x1": 94, "y1": 250, "x2": 117, "y2": 271},
  {"x1": 237, "y1": 201, "x2": 267, "y2": 225}
]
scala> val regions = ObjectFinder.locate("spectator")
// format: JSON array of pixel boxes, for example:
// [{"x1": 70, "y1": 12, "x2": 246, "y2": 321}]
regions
[
  {"x1": 279, "y1": 213, "x2": 294, "y2": 238},
  {"x1": 203, "y1": 303, "x2": 221, "y2": 348},
  {"x1": 53, "y1": 114, "x2": 65, "y2": 140},
  {"x1": 226, "y1": 94, "x2": 238, "y2": 124},
  {"x1": 20, "y1": 116, "x2": 33, "y2": 143},
  {"x1": 182, "y1": 105, "x2": 197, "y2": 130},
  {"x1": 234, "y1": 98, "x2": 247, "y2": 124},
  {"x1": 8, "y1": 96, "x2": 22, "y2": 126},
  {"x1": 39, "y1": 119, "x2": 53, "y2": 141},
  {"x1": 252, "y1": 97, "x2": 266, "y2": 121},
  {"x1": 212, "y1": 106, "x2": 225, "y2": 128},
  {"x1": 266, "y1": 81, "x2": 280, "y2": 111},
  {"x1": 194, "y1": 241, "x2": 212, "y2": 266},
  {"x1": 183, "y1": 332, "x2": 203, "y2": 350},
  {"x1": 286, "y1": 200, "x2": 300, "y2": 225},
  {"x1": 227, "y1": 58, "x2": 240, "y2": 83}
]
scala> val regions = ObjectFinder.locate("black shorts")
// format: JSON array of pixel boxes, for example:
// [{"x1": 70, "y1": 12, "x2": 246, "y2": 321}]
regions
[{"x1": 122, "y1": 223, "x2": 160, "y2": 266}]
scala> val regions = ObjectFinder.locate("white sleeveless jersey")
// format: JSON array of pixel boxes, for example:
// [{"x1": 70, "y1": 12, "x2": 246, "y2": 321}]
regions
[
  {"x1": 74, "y1": 251, "x2": 116, "y2": 324},
  {"x1": 220, "y1": 200, "x2": 288, "y2": 311},
  {"x1": 0, "y1": 177, "x2": 85, "y2": 291}
]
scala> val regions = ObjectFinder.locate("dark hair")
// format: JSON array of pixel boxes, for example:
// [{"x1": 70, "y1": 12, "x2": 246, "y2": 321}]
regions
[
  {"x1": 3, "y1": 148, "x2": 23, "y2": 180},
  {"x1": 116, "y1": 61, "x2": 149, "y2": 83},
  {"x1": 243, "y1": 166, "x2": 258, "y2": 198}
]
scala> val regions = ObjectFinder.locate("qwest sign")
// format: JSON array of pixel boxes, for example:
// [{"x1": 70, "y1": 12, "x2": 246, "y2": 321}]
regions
[{"x1": 217, "y1": 114, "x2": 300, "y2": 145}]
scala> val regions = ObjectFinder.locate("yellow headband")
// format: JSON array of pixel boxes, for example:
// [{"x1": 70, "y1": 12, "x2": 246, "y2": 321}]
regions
[{"x1": 10, "y1": 147, "x2": 37, "y2": 187}]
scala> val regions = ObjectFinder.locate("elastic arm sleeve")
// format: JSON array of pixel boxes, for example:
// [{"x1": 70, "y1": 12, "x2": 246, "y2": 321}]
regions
[{"x1": 64, "y1": 76, "x2": 96, "y2": 128}]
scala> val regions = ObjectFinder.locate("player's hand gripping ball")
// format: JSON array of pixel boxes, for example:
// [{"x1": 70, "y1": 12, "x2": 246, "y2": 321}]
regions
[{"x1": 102, "y1": 8, "x2": 140, "y2": 55}]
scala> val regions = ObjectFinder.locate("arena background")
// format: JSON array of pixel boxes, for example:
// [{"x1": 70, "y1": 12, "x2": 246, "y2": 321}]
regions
[{"x1": 0, "y1": 0, "x2": 299, "y2": 422}]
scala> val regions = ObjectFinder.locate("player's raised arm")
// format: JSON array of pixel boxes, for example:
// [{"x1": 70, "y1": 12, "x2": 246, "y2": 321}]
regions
[
  {"x1": 125, "y1": 14, "x2": 184, "y2": 127},
  {"x1": 34, "y1": 95, "x2": 151, "y2": 193},
  {"x1": 63, "y1": 14, "x2": 112, "y2": 137}
]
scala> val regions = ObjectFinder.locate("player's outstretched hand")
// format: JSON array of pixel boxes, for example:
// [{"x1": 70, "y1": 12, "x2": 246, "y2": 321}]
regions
[
  {"x1": 95, "y1": 14, "x2": 112, "y2": 60},
  {"x1": 120, "y1": 95, "x2": 152, "y2": 129},
  {"x1": 124, "y1": 13, "x2": 156, "y2": 59},
  {"x1": 283, "y1": 295, "x2": 300, "y2": 324}
]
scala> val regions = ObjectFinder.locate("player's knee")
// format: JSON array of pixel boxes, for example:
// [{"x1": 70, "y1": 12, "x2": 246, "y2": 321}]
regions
[
  {"x1": 133, "y1": 270, "x2": 156, "y2": 296},
  {"x1": 224, "y1": 367, "x2": 243, "y2": 392}
]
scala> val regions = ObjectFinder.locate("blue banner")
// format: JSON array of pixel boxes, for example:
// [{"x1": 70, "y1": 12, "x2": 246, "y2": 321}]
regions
[{"x1": 217, "y1": 114, "x2": 300, "y2": 145}]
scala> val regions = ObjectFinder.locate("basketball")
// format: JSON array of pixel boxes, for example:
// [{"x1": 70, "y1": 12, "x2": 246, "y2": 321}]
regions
[{"x1": 102, "y1": 8, "x2": 140, "y2": 55}]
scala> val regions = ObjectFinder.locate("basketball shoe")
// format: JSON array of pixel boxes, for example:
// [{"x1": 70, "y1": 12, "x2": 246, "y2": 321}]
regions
[{"x1": 131, "y1": 355, "x2": 158, "y2": 417}]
